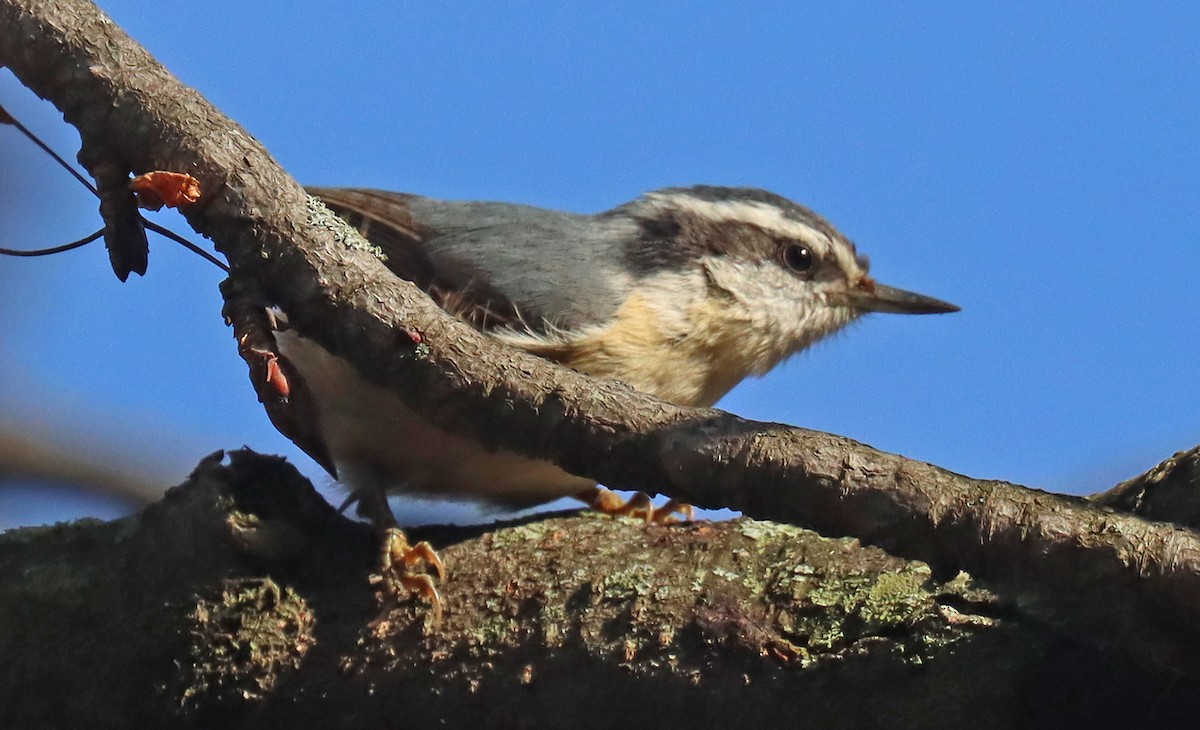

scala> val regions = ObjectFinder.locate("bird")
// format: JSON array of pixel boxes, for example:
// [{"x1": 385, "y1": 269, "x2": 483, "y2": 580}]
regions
[{"x1": 269, "y1": 184, "x2": 959, "y2": 619}]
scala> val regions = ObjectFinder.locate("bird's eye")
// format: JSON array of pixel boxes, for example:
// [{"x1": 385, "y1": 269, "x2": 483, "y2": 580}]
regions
[{"x1": 782, "y1": 243, "x2": 813, "y2": 273}]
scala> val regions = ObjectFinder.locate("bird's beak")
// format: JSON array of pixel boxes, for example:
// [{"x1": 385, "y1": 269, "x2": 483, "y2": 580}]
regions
[{"x1": 834, "y1": 276, "x2": 960, "y2": 315}]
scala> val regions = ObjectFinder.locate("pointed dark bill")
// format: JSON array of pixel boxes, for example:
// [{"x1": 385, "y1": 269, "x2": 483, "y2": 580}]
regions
[{"x1": 837, "y1": 282, "x2": 960, "y2": 315}]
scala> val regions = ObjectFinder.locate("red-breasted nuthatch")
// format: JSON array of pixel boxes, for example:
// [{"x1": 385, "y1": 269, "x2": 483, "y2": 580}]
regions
[{"x1": 272, "y1": 185, "x2": 959, "y2": 615}]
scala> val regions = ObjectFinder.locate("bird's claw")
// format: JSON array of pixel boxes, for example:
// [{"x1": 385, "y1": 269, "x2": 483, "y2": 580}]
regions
[
  {"x1": 581, "y1": 487, "x2": 694, "y2": 524},
  {"x1": 370, "y1": 527, "x2": 445, "y2": 627}
]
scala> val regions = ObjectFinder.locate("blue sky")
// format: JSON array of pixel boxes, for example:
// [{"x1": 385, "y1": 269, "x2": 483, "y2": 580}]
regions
[{"x1": 2, "y1": 3, "x2": 1198, "y2": 529}]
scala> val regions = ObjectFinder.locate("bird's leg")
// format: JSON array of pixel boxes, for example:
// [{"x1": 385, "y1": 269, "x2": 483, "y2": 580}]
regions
[
  {"x1": 355, "y1": 484, "x2": 446, "y2": 625},
  {"x1": 576, "y1": 486, "x2": 694, "y2": 524}
]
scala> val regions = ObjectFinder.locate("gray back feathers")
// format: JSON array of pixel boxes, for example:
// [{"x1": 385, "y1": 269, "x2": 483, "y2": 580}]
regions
[
  {"x1": 308, "y1": 184, "x2": 860, "y2": 335},
  {"x1": 309, "y1": 188, "x2": 636, "y2": 334}
]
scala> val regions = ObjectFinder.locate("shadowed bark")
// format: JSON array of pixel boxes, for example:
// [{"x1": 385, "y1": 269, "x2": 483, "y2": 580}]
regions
[
  {"x1": 3, "y1": 449, "x2": 1198, "y2": 729},
  {"x1": 1093, "y1": 446, "x2": 1200, "y2": 530}
]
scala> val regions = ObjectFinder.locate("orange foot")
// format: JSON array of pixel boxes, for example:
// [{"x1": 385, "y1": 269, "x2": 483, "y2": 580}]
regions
[
  {"x1": 370, "y1": 527, "x2": 447, "y2": 626},
  {"x1": 577, "y1": 486, "x2": 694, "y2": 524}
]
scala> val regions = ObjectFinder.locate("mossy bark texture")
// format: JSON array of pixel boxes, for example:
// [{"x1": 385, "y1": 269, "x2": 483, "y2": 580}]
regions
[{"x1": 2, "y1": 450, "x2": 1197, "y2": 729}]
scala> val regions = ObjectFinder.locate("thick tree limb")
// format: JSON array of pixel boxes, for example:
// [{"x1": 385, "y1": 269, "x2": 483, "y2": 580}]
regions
[
  {"x1": 4, "y1": 450, "x2": 1198, "y2": 729},
  {"x1": 2, "y1": 0, "x2": 1200, "y2": 679},
  {"x1": 1092, "y1": 446, "x2": 1200, "y2": 530}
]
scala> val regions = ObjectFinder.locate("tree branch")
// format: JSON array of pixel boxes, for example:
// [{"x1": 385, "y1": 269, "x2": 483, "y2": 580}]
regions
[
  {"x1": 0, "y1": 421, "x2": 161, "y2": 505},
  {"x1": 3, "y1": 0, "x2": 1200, "y2": 678},
  {"x1": 1092, "y1": 446, "x2": 1200, "y2": 530},
  {"x1": 3, "y1": 450, "x2": 1197, "y2": 728}
]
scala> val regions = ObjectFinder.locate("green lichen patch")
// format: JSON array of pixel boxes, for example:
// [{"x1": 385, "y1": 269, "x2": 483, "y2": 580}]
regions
[
  {"x1": 486, "y1": 519, "x2": 559, "y2": 549},
  {"x1": 766, "y1": 555, "x2": 973, "y2": 666},
  {"x1": 178, "y1": 577, "x2": 315, "y2": 707},
  {"x1": 737, "y1": 518, "x2": 811, "y2": 543},
  {"x1": 307, "y1": 196, "x2": 386, "y2": 261},
  {"x1": 356, "y1": 514, "x2": 998, "y2": 700},
  {"x1": 599, "y1": 564, "x2": 658, "y2": 602}
]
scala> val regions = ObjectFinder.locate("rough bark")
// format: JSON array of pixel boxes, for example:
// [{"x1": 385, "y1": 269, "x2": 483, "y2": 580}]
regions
[
  {"x1": 3, "y1": 0, "x2": 1200, "y2": 698},
  {"x1": 1092, "y1": 446, "x2": 1200, "y2": 530},
  {"x1": 3, "y1": 449, "x2": 1197, "y2": 729}
]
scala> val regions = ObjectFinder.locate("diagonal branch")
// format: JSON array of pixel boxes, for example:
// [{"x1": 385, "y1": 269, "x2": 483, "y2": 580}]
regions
[{"x1": 3, "y1": 0, "x2": 1200, "y2": 676}]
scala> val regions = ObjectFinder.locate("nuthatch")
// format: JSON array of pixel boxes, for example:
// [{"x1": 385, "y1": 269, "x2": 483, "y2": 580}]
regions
[{"x1": 272, "y1": 185, "x2": 959, "y2": 616}]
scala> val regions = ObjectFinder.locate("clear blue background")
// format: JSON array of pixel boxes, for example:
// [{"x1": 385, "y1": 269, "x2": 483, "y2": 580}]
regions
[{"x1": 2, "y1": 2, "x2": 1197, "y2": 529}]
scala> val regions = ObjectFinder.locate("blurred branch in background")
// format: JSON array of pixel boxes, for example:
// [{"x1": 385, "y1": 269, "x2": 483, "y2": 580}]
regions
[{"x1": 0, "y1": 417, "x2": 163, "y2": 507}]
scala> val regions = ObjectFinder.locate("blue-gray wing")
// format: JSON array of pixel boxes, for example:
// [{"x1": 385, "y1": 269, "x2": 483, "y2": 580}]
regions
[{"x1": 308, "y1": 187, "x2": 635, "y2": 335}]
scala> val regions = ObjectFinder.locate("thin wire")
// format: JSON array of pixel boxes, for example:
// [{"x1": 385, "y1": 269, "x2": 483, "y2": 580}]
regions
[
  {"x1": 5, "y1": 115, "x2": 98, "y2": 195},
  {"x1": 3, "y1": 109, "x2": 229, "y2": 272},
  {"x1": 143, "y1": 220, "x2": 229, "y2": 272},
  {"x1": 0, "y1": 229, "x2": 104, "y2": 257}
]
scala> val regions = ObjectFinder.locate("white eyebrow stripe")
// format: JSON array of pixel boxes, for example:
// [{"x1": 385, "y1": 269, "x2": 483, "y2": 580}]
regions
[{"x1": 644, "y1": 192, "x2": 835, "y2": 255}]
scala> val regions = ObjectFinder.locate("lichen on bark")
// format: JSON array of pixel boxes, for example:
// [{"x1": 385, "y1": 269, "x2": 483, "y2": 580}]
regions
[{"x1": 6, "y1": 450, "x2": 1195, "y2": 728}]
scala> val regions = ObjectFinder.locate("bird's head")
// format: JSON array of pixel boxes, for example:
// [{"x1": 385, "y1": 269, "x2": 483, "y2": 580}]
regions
[{"x1": 612, "y1": 185, "x2": 958, "y2": 379}]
